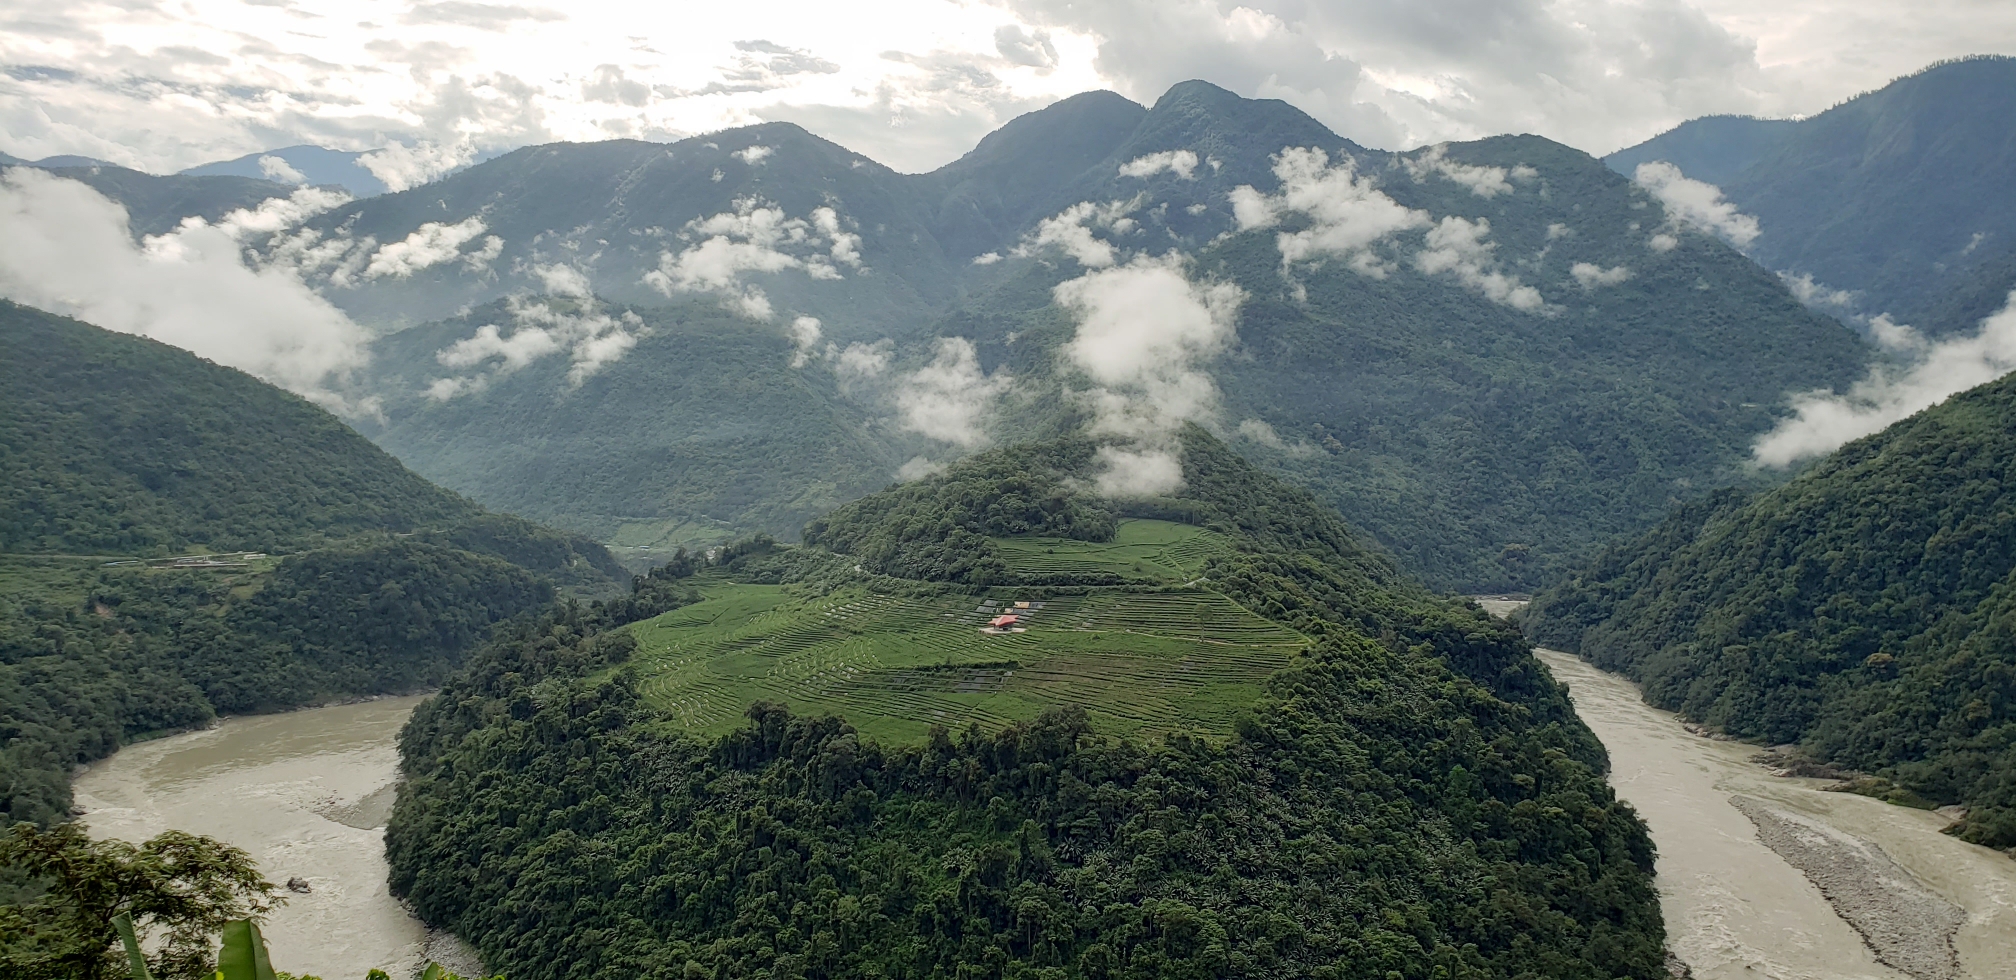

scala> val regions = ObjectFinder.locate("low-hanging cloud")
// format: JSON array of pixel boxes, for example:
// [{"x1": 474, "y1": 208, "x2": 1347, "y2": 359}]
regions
[
  {"x1": 427, "y1": 291, "x2": 644, "y2": 399},
  {"x1": 1055, "y1": 252, "x2": 1245, "y2": 497},
  {"x1": 358, "y1": 140, "x2": 477, "y2": 193},
  {"x1": 1401, "y1": 145, "x2": 1532, "y2": 198},
  {"x1": 1118, "y1": 149, "x2": 1200, "y2": 180},
  {"x1": 1231, "y1": 147, "x2": 1427, "y2": 278},
  {"x1": 1753, "y1": 291, "x2": 2016, "y2": 467},
  {"x1": 643, "y1": 199, "x2": 861, "y2": 320},
  {"x1": 1414, "y1": 216, "x2": 1546, "y2": 311},
  {"x1": 1571, "y1": 262, "x2": 1632, "y2": 289},
  {"x1": 1633, "y1": 161, "x2": 1761, "y2": 249},
  {"x1": 1014, "y1": 199, "x2": 1139, "y2": 268},
  {"x1": 364, "y1": 216, "x2": 501, "y2": 279},
  {"x1": 258, "y1": 155, "x2": 307, "y2": 184},
  {"x1": 894, "y1": 337, "x2": 1014, "y2": 449},
  {"x1": 0, "y1": 167, "x2": 369, "y2": 408}
]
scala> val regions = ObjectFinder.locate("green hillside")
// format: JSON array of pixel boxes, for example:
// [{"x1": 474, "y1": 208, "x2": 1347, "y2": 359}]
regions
[
  {"x1": 0, "y1": 302, "x2": 623, "y2": 827},
  {"x1": 1523, "y1": 370, "x2": 2016, "y2": 849},
  {"x1": 1609, "y1": 55, "x2": 2016, "y2": 330},
  {"x1": 385, "y1": 429, "x2": 1666, "y2": 980}
]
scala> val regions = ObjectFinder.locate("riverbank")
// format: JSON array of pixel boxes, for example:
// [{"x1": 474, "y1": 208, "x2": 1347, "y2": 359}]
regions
[
  {"x1": 71, "y1": 696, "x2": 483, "y2": 980},
  {"x1": 1535, "y1": 648, "x2": 2016, "y2": 980}
]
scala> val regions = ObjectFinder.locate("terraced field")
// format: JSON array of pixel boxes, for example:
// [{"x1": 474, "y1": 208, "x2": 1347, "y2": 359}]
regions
[
  {"x1": 624, "y1": 521, "x2": 1307, "y2": 743},
  {"x1": 991, "y1": 518, "x2": 1233, "y2": 582}
]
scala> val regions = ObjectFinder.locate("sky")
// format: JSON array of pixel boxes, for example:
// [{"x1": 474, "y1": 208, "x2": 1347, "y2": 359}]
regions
[{"x1": 4, "y1": 0, "x2": 2015, "y2": 176}]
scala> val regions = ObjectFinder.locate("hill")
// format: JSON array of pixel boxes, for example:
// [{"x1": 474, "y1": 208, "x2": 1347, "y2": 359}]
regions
[
  {"x1": 1523, "y1": 369, "x2": 2016, "y2": 850},
  {"x1": 1608, "y1": 55, "x2": 2016, "y2": 330},
  {"x1": 384, "y1": 428, "x2": 1666, "y2": 979},
  {"x1": 180, "y1": 144, "x2": 388, "y2": 197},
  {"x1": 0, "y1": 302, "x2": 624, "y2": 827},
  {"x1": 7, "y1": 163, "x2": 296, "y2": 238},
  {"x1": 345, "y1": 81, "x2": 1867, "y2": 591}
]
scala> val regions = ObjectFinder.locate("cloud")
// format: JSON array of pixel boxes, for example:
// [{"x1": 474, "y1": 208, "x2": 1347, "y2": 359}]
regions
[
  {"x1": 894, "y1": 337, "x2": 1014, "y2": 448},
  {"x1": 1415, "y1": 216, "x2": 1546, "y2": 310},
  {"x1": 583, "y1": 65, "x2": 652, "y2": 106},
  {"x1": 428, "y1": 294, "x2": 644, "y2": 397},
  {"x1": 401, "y1": 2, "x2": 566, "y2": 29},
  {"x1": 896, "y1": 455, "x2": 945, "y2": 481},
  {"x1": 1753, "y1": 290, "x2": 2016, "y2": 467},
  {"x1": 363, "y1": 216, "x2": 497, "y2": 279},
  {"x1": 358, "y1": 140, "x2": 477, "y2": 193},
  {"x1": 1014, "y1": 198, "x2": 1139, "y2": 268},
  {"x1": 1236, "y1": 417, "x2": 1316, "y2": 456},
  {"x1": 1780, "y1": 270, "x2": 1857, "y2": 311},
  {"x1": 1230, "y1": 147, "x2": 1427, "y2": 278},
  {"x1": 993, "y1": 25, "x2": 1058, "y2": 69},
  {"x1": 971, "y1": 251, "x2": 1003, "y2": 265},
  {"x1": 789, "y1": 314, "x2": 822, "y2": 367},
  {"x1": 643, "y1": 198, "x2": 857, "y2": 319},
  {"x1": 532, "y1": 262, "x2": 593, "y2": 299},
  {"x1": 1401, "y1": 144, "x2": 1528, "y2": 197},
  {"x1": 1571, "y1": 262, "x2": 1633, "y2": 289},
  {"x1": 833, "y1": 339, "x2": 892, "y2": 383},
  {"x1": 732, "y1": 144, "x2": 774, "y2": 165},
  {"x1": 1054, "y1": 251, "x2": 1245, "y2": 496},
  {"x1": 258, "y1": 154, "x2": 307, "y2": 184},
  {"x1": 0, "y1": 167, "x2": 368, "y2": 407},
  {"x1": 1633, "y1": 161, "x2": 1761, "y2": 248},
  {"x1": 1118, "y1": 149, "x2": 1199, "y2": 180}
]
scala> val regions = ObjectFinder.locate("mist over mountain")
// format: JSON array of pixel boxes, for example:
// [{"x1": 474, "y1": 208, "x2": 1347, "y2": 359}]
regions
[
  {"x1": 180, "y1": 144, "x2": 389, "y2": 197},
  {"x1": 1609, "y1": 55, "x2": 2016, "y2": 333},
  {"x1": 326, "y1": 80, "x2": 1866, "y2": 591}
]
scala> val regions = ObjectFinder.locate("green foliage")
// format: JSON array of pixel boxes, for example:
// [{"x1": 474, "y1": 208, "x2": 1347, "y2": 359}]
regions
[
  {"x1": 0, "y1": 822, "x2": 276, "y2": 980},
  {"x1": 1609, "y1": 55, "x2": 2016, "y2": 331},
  {"x1": 384, "y1": 430, "x2": 1664, "y2": 979},
  {"x1": 0, "y1": 305, "x2": 618, "y2": 828},
  {"x1": 1525, "y1": 370, "x2": 2016, "y2": 848}
]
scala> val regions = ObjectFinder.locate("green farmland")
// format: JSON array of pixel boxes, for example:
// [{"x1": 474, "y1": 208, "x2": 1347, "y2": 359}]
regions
[{"x1": 624, "y1": 520, "x2": 1306, "y2": 742}]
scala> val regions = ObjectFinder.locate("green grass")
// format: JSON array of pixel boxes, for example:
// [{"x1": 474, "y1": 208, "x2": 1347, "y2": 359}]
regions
[{"x1": 624, "y1": 521, "x2": 1304, "y2": 743}]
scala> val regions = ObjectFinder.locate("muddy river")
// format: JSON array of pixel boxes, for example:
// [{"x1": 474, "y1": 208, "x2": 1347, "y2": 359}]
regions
[
  {"x1": 72, "y1": 696, "x2": 480, "y2": 980},
  {"x1": 1535, "y1": 648, "x2": 2016, "y2": 980}
]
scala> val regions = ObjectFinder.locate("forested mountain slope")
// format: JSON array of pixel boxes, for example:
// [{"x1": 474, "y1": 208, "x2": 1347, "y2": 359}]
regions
[
  {"x1": 1609, "y1": 55, "x2": 2016, "y2": 329},
  {"x1": 0, "y1": 303, "x2": 623, "y2": 827},
  {"x1": 5, "y1": 163, "x2": 296, "y2": 238},
  {"x1": 353, "y1": 82, "x2": 1867, "y2": 591},
  {"x1": 384, "y1": 428, "x2": 1666, "y2": 979},
  {"x1": 1523, "y1": 370, "x2": 2016, "y2": 849}
]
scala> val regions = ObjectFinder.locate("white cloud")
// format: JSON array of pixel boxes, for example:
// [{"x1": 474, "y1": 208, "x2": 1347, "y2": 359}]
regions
[
  {"x1": 427, "y1": 294, "x2": 645, "y2": 397},
  {"x1": 258, "y1": 155, "x2": 307, "y2": 184},
  {"x1": 894, "y1": 337, "x2": 1013, "y2": 448},
  {"x1": 1753, "y1": 290, "x2": 2016, "y2": 466},
  {"x1": 833, "y1": 339, "x2": 892, "y2": 382},
  {"x1": 1236, "y1": 417, "x2": 1317, "y2": 456},
  {"x1": 533, "y1": 262, "x2": 594, "y2": 299},
  {"x1": 1415, "y1": 216, "x2": 1547, "y2": 311},
  {"x1": 1779, "y1": 270, "x2": 1857, "y2": 311},
  {"x1": 971, "y1": 251, "x2": 1003, "y2": 265},
  {"x1": 1231, "y1": 147, "x2": 1427, "y2": 278},
  {"x1": 364, "y1": 217, "x2": 495, "y2": 279},
  {"x1": 789, "y1": 314, "x2": 822, "y2": 367},
  {"x1": 358, "y1": 140, "x2": 478, "y2": 193},
  {"x1": 642, "y1": 198, "x2": 859, "y2": 319},
  {"x1": 0, "y1": 168, "x2": 369, "y2": 407},
  {"x1": 1118, "y1": 149, "x2": 1200, "y2": 180},
  {"x1": 732, "y1": 144, "x2": 774, "y2": 165},
  {"x1": 1571, "y1": 262, "x2": 1633, "y2": 289},
  {"x1": 1633, "y1": 161, "x2": 1761, "y2": 248},
  {"x1": 1054, "y1": 252, "x2": 1244, "y2": 496},
  {"x1": 1402, "y1": 144, "x2": 1524, "y2": 197},
  {"x1": 1014, "y1": 199, "x2": 1139, "y2": 268},
  {"x1": 896, "y1": 455, "x2": 946, "y2": 481}
]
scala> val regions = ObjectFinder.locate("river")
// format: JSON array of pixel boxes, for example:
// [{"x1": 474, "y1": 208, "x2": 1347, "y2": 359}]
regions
[
  {"x1": 1532, "y1": 647, "x2": 2016, "y2": 980},
  {"x1": 72, "y1": 696, "x2": 480, "y2": 980}
]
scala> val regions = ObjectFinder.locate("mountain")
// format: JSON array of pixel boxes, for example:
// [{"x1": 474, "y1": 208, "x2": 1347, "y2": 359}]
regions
[
  {"x1": 1522, "y1": 369, "x2": 2016, "y2": 850},
  {"x1": 384, "y1": 428, "x2": 1666, "y2": 980},
  {"x1": 0, "y1": 301, "x2": 625, "y2": 827},
  {"x1": 1608, "y1": 55, "x2": 2016, "y2": 330},
  {"x1": 344, "y1": 82, "x2": 1868, "y2": 591},
  {"x1": 180, "y1": 144, "x2": 388, "y2": 197},
  {"x1": 9, "y1": 162, "x2": 295, "y2": 237}
]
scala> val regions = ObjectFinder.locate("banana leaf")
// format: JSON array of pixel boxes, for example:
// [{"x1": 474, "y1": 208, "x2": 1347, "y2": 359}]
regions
[
  {"x1": 213, "y1": 919, "x2": 278, "y2": 980},
  {"x1": 111, "y1": 912, "x2": 154, "y2": 980}
]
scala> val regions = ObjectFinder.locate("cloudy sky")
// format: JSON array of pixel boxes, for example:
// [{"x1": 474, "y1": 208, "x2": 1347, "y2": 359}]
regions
[{"x1": 6, "y1": 0, "x2": 2015, "y2": 175}]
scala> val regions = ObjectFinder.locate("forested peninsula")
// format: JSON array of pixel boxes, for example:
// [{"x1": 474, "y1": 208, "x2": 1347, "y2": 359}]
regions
[
  {"x1": 1525, "y1": 370, "x2": 2016, "y2": 850},
  {"x1": 386, "y1": 429, "x2": 1667, "y2": 979}
]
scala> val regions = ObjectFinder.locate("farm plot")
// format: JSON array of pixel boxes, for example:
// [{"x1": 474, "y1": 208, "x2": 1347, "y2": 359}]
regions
[
  {"x1": 991, "y1": 519, "x2": 1233, "y2": 582},
  {"x1": 624, "y1": 576, "x2": 1307, "y2": 744}
]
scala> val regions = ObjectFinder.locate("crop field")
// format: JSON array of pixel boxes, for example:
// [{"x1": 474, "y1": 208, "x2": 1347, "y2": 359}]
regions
[
  {"x1": 624, "y1": 521, "x2": 1306, "y2": 743},
  {"x1": 990, "y1": 518, "x2": 1233, "y2": 582}
]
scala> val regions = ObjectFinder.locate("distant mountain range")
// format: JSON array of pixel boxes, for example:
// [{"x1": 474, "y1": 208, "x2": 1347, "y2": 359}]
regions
[
  {"x1": 321, "y1": 80, "x2": 1868, "y2": 592},
  {"x1": 178, "y1": 144, "x2": 389, "y2": 197},
  {"x1": 1609, "y1": 55, "x2": 2016, "y2": 333}
]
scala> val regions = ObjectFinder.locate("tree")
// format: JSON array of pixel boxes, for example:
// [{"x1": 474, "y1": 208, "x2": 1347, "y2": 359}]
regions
[{"x1": 0, "y1": 822, "x2": 277, "y2": 980}]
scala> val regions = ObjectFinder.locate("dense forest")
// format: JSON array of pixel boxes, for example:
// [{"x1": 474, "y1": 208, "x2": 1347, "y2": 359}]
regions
[
  {"x1": 385, "y1": 430, "x2": 1667, "y2": 979},
  {"x1": 1523, "y1": 371, "x2": 2016, "y2": 850},
  {"x1": 0, "y1": 303, "x2": 625, "y2": 828}
]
